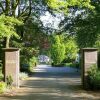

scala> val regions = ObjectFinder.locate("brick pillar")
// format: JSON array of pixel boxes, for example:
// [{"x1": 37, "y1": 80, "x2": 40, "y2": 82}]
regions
[
  {"x1": 2, "y1": 48, "x2": 20, "y2": 88},
  {"x1": 81, "y1": 48, "x2": 98, "y2": 89}
]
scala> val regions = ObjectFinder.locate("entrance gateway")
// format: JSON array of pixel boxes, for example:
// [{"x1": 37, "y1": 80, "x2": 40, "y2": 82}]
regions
[{"x1": 2, "y1": 48, "x2": 98, "y2": 89}]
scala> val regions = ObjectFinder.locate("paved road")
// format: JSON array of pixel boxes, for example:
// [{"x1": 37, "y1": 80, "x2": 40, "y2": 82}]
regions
[{"x1": 0, "y1": 65, "x2": 100, "y2": 100}]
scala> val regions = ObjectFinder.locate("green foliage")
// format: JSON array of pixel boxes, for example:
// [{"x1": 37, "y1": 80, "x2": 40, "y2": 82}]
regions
[
  {"x1": 88, "y1": 64, "x2": 100, "y2": 89},
  {"x1": 50, "y1": 35, "x2": 65, "y2": 66},
  {"x1": 20, "y1": 46, "x2": 39, "y2": 72},
  {"x1": 88, "y1": 64, "x2": 97, "y2": 78},
  {"x1": 0, "y1": 73, "x2": 3, "y2": 81},
  {"x1": 23, "y1": 17, "x2": 48, "y2": 49},
  {"x1": 0, "y1": 62, "x2": 3, "y2": 81},
  {"x1": 6, "y1": 75, "x2": 13, "y2": 87},
  {"x1": 94, "y1": 35, "x2": 100, "y2": 51},
  {"x1": 63, "y1": 62, "x2": 79, "y2": 69},
  {"x1": 0, "y1": 15, "x2": 23, "y2": 47},
  {"x1": 11, "y1": 39, "x2": 24, "y2": 48},
  {"x1": 0, "y1": 82, "x2": 6, "y2": 93},
  {"x1": 21, "y1": 47, "x2": 38, "y2": 62},
  {"x1": 21, "y1": 47, "x2": 39, "y2": 58},
  {"x1": 21, "y1": 47, "x2": 38, "y2": 63},
  {"x1": 28, "y1": 56, "x2": 37, "y2": 72},
  {"x1": 0, "y1": 60, "x2": 3, "y2": 81},
  {"x1": 0, "y1": 15, "x2": 22, "y2": 38},
  {"x1": 75, "y1": 1, "x2": 100, "y2": 48},
  {"x1": 64, "y1": 37, "x2": 79, "y2": 60},
  {"x1": 70, "y1": 62, "x2": 79, "y2": 68},
  {"x1": 19, "y1": 72, "x2": 28, "y2": 80},
  {"x1": 20, "y1": 55, "x2": 29, "y2": 66},
  {"x1": 46, "y1": 0, "x2": 94, "y2": 14}
]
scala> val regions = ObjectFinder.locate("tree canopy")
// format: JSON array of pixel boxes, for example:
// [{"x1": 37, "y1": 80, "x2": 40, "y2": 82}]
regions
[
  {"x1": 45, "y1": 0, "x2": 94, "y2": 14},
  {"x1": 0, "y1": 0, "x2": 99, "y2": 50},
  {"x1": 0, "y1": 15, "x2": 22, "y2": 47}
]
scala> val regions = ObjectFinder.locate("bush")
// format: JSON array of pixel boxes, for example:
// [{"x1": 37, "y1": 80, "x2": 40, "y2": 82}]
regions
[
  {"x1": 51, "y1": 63, "x2": 65, "y2": 67},
  {"x1": 0, "y1": 64, "x2": 3, "y2": 81},
  {"x1": 20, "y1": 63, "x2": 29, "y2": 72},
  {"x1": 65, "y1": 37, "x2": 79, "y2": 61},
  {"x1": 6, "y1": 75, "x2": 13, "y2": 87},
  {"x1": 20, "y1": 55, "x2": 29, "y2": 72},
  {"x1": 21, "y1": 47, "x2": 39, "y2": 58},
  {"x1": 19, "y1": 72, "x2": 28, "y2": 80},
  {"x1": 87, "y1": 64, "x2": 100, "y2": 90},
  {"x1": 62, "y1": 58, "x2": 75, "y2": 63},
  {"x1": 28, "y1": 57, "x2": 37, "y2": 72},
  {"x1": 20, "y1": 55, "x2": 29, "y2": 65},
  {"x1": 20, "y1": 47, "x2": 39, "y2": 72},
  {"x1": 0, "y1": 82, "x2": 6, "y2": 93},
  {"x1": 50, "y1": 35, "x2": 65, "y2": 66},
  {"x1": 70, "y1": 62, "x2": 80, "y2": 69},
  {"x1": 0, "y1": 73, "x2": 3, "y2": 81}
]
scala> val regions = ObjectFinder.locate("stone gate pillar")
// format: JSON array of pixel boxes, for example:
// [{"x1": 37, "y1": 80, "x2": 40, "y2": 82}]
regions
[
  {"x1": 2, "y1": 48, "x2": 20, "y2": 88},
  {"x1": 81, "y1": 48, "x2": 98, "y2": 89}
]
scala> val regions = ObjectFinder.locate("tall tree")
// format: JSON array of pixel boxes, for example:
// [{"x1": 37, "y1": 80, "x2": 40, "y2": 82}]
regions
[
  {"x1": 0, "y1": 0, "x2": 32, "y2": 21},
  {"x1": 45, "y1": 0, "x2": 94, "y2": 14},
  {"x1": 50, "y1": 35, "x2": 65, "y2": 66},
  {"x1": 0, "y1": 15, "x2": 22, "y2": 48},
  {"x1": 50, "y1": 0, "x2": 100, "y2": 48},
  {"x1": 74, "y1": 0, "x2": 100, "y2": 48},
  {"x1": 0, "y1": 0, "x2": 32, "y2": 47}
]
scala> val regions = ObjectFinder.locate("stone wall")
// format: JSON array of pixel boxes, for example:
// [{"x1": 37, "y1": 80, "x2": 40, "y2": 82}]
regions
[
  {"x1": 2, "y1": 48, "x2": 20, "y2": 88},
  {"x1": 81, "y1": 48, "x2": 98, "y2": 89}
]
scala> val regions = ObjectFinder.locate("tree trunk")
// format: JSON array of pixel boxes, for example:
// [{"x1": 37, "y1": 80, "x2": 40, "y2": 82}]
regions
[{"x1": 6, "y1": 37, "x2": 10, "y2": 48}]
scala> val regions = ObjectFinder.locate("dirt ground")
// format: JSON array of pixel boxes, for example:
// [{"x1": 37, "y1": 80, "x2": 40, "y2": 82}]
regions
[{"x1": 0, "y1": 65, "x2": 100, "y2": 100}]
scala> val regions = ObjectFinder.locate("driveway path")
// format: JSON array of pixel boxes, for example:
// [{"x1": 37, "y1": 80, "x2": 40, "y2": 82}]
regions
[{"x1": 0, "y1": 65, "x2": 100, "y2": 100}]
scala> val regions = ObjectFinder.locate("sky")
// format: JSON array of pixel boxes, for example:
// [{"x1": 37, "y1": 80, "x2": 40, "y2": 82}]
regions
[{"x1": 40, "y1": 11, "x2": 64, "y2": 29}]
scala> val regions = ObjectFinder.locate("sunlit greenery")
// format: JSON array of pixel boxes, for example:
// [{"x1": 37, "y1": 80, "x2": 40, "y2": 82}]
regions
[
  {"x1": 64, "y1": 37, "x2": 79, "y2": 60},
  {"x1": 0, "y1": 0, "x2": 99, "y2": 73},
  {"x1": 0, "y1": 15, "x2": 22, "y2": 48},
  {"x1": 46, "y1": 0, "x2": 94, "y2": 14},
  {"x1": 50, "y1": 35, "x2": 65, "y2": 66}
]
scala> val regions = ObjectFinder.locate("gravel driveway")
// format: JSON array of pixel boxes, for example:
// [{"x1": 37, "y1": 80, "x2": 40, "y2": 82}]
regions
[{"x1": 0, "y1": 65, "x2": 100, "y2": 100}]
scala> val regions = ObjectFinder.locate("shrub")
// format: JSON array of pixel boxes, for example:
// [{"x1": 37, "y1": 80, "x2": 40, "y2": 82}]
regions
[
  {"x1": 70, "y1": 62, "x2": 80, "y2": 69},
  {"x1": 20, "y1": 47, "x2": 39, "y2": 72},
  {"x1": 28, "y1": 56, "x2": 37, "y2": 72},
  {"x1": 0, "y1": 64, "x2": 3, "y2": 81},
  {"x1": 0, "y1": 73, "x2": 3, "y2": 81},
  {"x1": 6, "y1": 75, "x2": 13, "y2": 87},
  {"x1": 0, "y1": 82, "x2": 6, "y2": 93},
  {"x1": 20, "y1": 55, "x2": 29, "y2": 72},
  {"x1": 87, "y1": 64, "x2": 100, "y2": 90},
  {"x1": 21, "y1": 47, "x2": 39, "y2": 58},
  {"x1": 20, "y1": 63, "x2": 29, "y2": 72},
  {"x1": 19, "y1": 72, "x2": 28, "y2": 80},
  {"x1": 51, "y1": 44, "x2": 65, "y2": 66},
  {"x1": 65, "y1": 37, "x2": 79, "y2": 61},
  {"x1": 50, "y1": 35, "x2": 65, "y2": 66},
  {"x1": 20, "y1": 55, "x2": 29, "y2": 64},
  {"x1": 51, "y1": 63, "x2": 65, "y2": 67}
]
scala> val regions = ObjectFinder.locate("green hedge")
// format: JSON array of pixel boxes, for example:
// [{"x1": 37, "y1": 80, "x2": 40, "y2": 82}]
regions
[{"x1": 87, "y1": 64, "x2": 100, "y2": 90}]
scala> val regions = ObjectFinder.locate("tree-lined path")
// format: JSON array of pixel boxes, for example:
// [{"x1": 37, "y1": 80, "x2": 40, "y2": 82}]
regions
[{"x1": 0, "y1": 65, "x2": 100, "y2": 100}]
